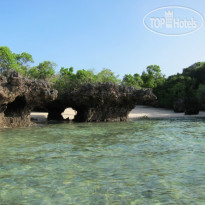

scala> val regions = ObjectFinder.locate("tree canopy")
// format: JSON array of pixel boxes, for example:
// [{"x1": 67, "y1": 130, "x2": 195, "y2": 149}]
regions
[
  {"x1": 53, "y1": 68, "x2": 121, "y2": 97},
  {"x1": 0, "y1": 47, "x2": 34, "y2": 75},
  {"x1": 141, "y1": 65, "x2": 165, "y2": 88},
  {"x1": 122, "y1": 74, "x2": 143, "y2": 89},
  {"x1": 28, "y1": 61, "x2": 56, "y2": 80},
  {"x1": 0, "y1": 47, "x2": 17, "y2": 73}
]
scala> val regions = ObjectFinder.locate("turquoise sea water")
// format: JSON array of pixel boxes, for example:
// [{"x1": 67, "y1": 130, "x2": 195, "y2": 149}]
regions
[{"x1": 0, "y1": 119, "x2": 205, "y2": 205}]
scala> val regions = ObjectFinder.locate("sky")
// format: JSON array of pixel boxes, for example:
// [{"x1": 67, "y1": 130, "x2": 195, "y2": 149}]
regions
[{"x1": 0, "y1": 0, "x2": 205, "y2": 78}]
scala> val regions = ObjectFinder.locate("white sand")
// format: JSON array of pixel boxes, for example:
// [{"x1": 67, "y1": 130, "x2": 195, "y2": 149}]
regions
[
  {"x1": 30, "y1": 106, "x2": 205, "y2": 122},
  {"x1": 129, "y1": 105, "x2": 205, "y2": 119},
  {"x1": 30, "y1": 108, "x2": 76, "y2": 122}
]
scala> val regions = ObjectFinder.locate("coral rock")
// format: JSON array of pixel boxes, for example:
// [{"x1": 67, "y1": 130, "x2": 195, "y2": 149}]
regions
[{"x1": 0, "y1": 71, "x2": 57, "y2": 127}]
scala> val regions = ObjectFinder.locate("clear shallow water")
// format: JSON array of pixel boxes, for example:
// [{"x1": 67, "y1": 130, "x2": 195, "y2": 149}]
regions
[{"x1": 0, "y1": 119, "x2": 205, "y2": 205}]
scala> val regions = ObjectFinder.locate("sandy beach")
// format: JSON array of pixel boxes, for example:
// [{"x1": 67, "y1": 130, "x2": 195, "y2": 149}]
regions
[
  {"x1": 30, "y1": 106, "x2": 205, "y2": 122},
  {"x1": 129, "y1": 105, "x2": 205, "y2": 119}
]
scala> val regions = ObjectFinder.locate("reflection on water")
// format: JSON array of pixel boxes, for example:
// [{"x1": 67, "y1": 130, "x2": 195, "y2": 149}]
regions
[{"x1": 0, "y1": 119, "x2": 205, "y2": 204}]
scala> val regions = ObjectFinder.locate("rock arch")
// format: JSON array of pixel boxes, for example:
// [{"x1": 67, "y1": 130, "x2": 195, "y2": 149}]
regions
[{"x1": 47, "y1": 83, "x2": 157, "y2": 122}]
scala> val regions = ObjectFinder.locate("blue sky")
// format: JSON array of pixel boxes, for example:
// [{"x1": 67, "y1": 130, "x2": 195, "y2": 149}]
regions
[{"x1": 0, "y1": 0, "x2": 205, "y2": 77}]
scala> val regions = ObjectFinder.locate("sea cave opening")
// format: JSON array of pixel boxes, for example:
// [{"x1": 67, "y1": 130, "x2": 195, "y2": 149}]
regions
[
  {"x1": 4, "y1": 96, "x2": 27, "y2": 117},
  {"x1": 30, "y1": 107, "x2": 77, "y2": 121}
]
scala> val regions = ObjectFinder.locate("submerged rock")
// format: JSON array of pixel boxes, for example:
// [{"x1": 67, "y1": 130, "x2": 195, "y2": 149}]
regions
[
  {"x1": 0, "y1": 71, "x2": 57, "y2": 128},
  {"x1": 48, "y1": 83, "x2": 157, "y2": 122}
]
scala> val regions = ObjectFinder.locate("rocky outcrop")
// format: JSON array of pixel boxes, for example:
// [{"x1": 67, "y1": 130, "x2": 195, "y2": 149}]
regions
[
  {"x1": 173, "y1": 97, "x2": 200, "y2": 115},
  {"x1": 0, "y1": 72, "x2": 157, "y2": 126},
  {"x1": 0, "y1": 71, "x2": 57, "y2": 127},
  {"x1": 173, "y1": 99, "x2": 185, "y2": 113},
  {"x1": 47, "y1": 83, "x2": 157, "y2": 122},
  {"x1": 184, "y1": 97, "x2": 199, "y2": 115}
]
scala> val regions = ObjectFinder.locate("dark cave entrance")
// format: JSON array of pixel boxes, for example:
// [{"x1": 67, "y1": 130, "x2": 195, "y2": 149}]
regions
[
  {"x1": 47, "y1": 106, "x2": 77, "y2": 121},
  {"x1": 4, "y1": 96, "x2": 27, "y2": 117}
]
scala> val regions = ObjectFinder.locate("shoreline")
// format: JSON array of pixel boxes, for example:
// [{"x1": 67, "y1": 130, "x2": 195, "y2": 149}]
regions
[
  {"x1": 129, "y1": 105, "x2": 205, "y2": 119},
  {"x1": 30, "y1": 106, "x2": 205, "y2": 122}
]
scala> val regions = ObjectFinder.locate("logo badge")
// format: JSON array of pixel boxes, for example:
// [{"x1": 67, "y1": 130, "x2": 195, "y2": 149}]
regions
[{"x1": 143, "y1": 6, "x2": 204, "y2": 36}]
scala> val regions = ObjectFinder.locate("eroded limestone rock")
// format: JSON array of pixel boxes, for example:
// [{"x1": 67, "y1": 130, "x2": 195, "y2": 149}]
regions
[
  {"x1": 48, "y1": 83, "x2": 157, "y2": 122},
  {"x1": 0, "y1": 71, "x2": 57, "y2": 127}
]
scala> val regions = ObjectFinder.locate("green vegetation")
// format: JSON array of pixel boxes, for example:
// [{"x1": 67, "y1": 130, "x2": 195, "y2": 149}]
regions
[
  {"x1": 122, "y1": 65, "x2": 165, "y2": 89},
  {"x1": 0, "y1": 46, "x2": 54, "y2": 79},
  {"x1": 0, "y1": 46, "x2": 205, "y2": 110},
  {"x1": 122, "y1": 74, "x2": 143, "y2": 88},
  {"x1": 141, "y1": 65, "x2": 165, "y2": 88},
  {"x1": 0, "y1": 47, "x2": 21, "y2": 74},
  {"x1": 153, "y1": 74, "x2": 194, "y2": 108},
  {"x1": 121, "y1": 63, "x2": 205, "y2": 111},
  {"x1": 54, "y1": 68, "x2": 121, "y2": 96},
  {"x1": 153, "y1": 63, "x2": 205, "y2": 110},
  {"x1": 28, "y1": 61, "x2": 56, "y2": 79}
]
